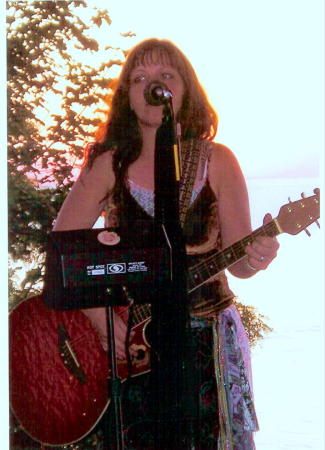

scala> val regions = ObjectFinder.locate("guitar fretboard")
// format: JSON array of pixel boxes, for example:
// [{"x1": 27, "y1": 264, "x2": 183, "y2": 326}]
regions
[
  {"x1": 187, "y1": 220, "x2": 280, "y2": 293},
  {"x1": 132, "y1": 303, "x2": 152, "y2": 326},
  {"x1": 131, "y1": 220, "x2": 280, "y2": 322},
  {"x1": 126, "y1": 190, "x2": 320, "y2": 326}
]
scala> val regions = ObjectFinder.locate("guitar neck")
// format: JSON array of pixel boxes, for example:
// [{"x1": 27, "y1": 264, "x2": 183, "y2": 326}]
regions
[
  {"x1": 187, "y1": 219, "x2": 281, "y2": 293},
  {"x1": 126, "y1": 190, "x2": 320, "y2": 322},
  {"x1": 131, "y1": 220, "x2": 280, "y2": 321}
]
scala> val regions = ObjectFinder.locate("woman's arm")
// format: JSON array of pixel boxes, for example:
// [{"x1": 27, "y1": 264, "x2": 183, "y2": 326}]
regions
[
  {"x1": 53, "y1": 151, "x2": 115, "y2": 231},
  {"x1": 53, "y1": 151, "x2": 115, "y2": 348},
  {"x1": 208, "y1": 143, "x2": 279, "y2": 278},
  {"x1": 53, "y1": 151, "x2": 131, "y2": 358}
]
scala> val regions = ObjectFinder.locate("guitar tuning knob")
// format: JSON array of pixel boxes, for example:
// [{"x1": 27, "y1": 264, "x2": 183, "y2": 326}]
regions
[
  {"x1": 316, "y1": 220, "x2": 320, "y2": 228},
  {"x1": 304, "y1": 228, "x2": 311, "y2": 237},
  {"x1": 301, "y1": 192, "x2": 305, "y2": 198},
  {"x1": 288, "y1": 197, "x2": 292, "y2": 203}
]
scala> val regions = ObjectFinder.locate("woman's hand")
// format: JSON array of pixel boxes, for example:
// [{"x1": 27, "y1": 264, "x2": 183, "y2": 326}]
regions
[
  {"x1": 82, "y1": 306, "x2": 134, "y2": 360},
  {"x1": 113, "y1": 310, "x2": 131, "y2": 360},
  {"x1": 245, "y1": 213, "x2": 280, "y2": 272}
]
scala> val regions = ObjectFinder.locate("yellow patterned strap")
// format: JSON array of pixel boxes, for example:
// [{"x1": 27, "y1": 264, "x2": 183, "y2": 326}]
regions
[{"x1": 179, "y1": 139, "x2": 211, "y2": 228}]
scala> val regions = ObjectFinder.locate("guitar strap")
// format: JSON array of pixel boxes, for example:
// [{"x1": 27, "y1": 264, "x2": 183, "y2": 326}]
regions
[{"x1": 178, "y1": 138, "x2": 211, "y2": 228}]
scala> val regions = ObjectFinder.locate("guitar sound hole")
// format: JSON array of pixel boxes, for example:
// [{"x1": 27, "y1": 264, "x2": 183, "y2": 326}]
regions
[
  {"x1": 135, "y1": 349, "x2": 146, "y2": 360},
  {"x1": 142, "y1": 319, "x2": 153, "y2": 349}
]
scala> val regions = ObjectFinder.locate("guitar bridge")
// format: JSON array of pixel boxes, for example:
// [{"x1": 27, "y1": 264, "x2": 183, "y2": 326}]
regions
[{"x1": 58, "y1": 324, "x2": 86, "y2": 384}]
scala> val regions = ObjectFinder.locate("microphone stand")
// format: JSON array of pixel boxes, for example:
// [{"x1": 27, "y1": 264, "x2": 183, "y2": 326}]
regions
[
  {"x1": 105, "y1": 300, "x2": 124, "y2": 450},
  {"x1": 151, "y1": 99, "x2": 192, "y2": 448}
]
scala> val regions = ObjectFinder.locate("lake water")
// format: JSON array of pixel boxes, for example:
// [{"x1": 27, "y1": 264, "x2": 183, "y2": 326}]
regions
[{"x1": 228, "y1": 178, "x2": 324, "y2": 449}]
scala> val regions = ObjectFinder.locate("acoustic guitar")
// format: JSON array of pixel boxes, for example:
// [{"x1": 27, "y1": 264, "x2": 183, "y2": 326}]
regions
[{"x1": 9, "y1": 190, "x2": 320, "y2": 446}]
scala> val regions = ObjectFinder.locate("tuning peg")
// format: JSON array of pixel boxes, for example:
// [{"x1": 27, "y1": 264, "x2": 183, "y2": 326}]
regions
[
  {"x1": 288, "y1": 197, "x2": 292, "y2": 203},
  {"x1": 304, "y1": 229, "x2": 311, "y2": 237},
  {"x1": 314, "y1": 188, "x2": 320, "y2": 195},
  {"x1": 301, "y1": 192, "x2": 305, "y2": 198},
  {"x1": 316, "y1": 220, "x2": 320, "y2": 228}
]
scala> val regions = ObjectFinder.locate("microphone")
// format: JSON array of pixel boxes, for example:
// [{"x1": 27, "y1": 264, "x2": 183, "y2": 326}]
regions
[{"x1": 144, "y1": 82, "x2": 173, "y2": 106}]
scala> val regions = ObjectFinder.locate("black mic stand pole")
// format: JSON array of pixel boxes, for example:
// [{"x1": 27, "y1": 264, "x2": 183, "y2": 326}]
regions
[
  {"x1": 105, "y1": 296, "x2": 125, "y2": 450},
  {"x1": 151, "y1": 100, "x2": 192, "y2": 448}
]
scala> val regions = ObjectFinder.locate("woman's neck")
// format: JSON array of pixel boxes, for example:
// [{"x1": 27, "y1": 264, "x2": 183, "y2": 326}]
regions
[
  {"x1": 127, "y1": 124, "x2": 157, "y2": 189},
  {"x1": 139, "y1": 124, "x2": 157, "y2": 159}
]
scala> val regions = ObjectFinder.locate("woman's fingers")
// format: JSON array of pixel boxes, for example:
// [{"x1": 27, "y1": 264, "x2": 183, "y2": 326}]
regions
[
  {"x1": 113, "y1": 311, "x2": 136, "y2": 360},
  {"x1": 246, "y1": 213, "x2": 279, "y2": 271}
]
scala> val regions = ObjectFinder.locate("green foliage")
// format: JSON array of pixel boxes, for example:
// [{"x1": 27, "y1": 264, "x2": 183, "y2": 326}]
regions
[
  {"x1": 7, "y1": 0, "x2": 123, "y2": 186},
  {"x1": 234, "y1": 299, "x2": 273, "y2": 346},
  {"x1": 7, "y1": 1, "x2": 129, "y2": 304}
]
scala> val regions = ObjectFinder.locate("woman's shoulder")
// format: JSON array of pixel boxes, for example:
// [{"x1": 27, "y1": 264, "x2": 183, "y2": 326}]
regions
[
  {"x1": 78, "y1": 149, "x2": 115, "y2": 193},
  {"x1": 208, "y1": 141, "x2": 235, "y2": 155},
  {"x1": 206, "y1": 141, "x2": 240, "y2": 170},
  {"x1": 82, "y1": 149, "x2": 114, "y2": 176},
  {"x1": 205, "y1": 141, "x2": 245, "y2": 195},
  {"x1": 89, "y1": 148, "x2": 114, "y2": 166}
]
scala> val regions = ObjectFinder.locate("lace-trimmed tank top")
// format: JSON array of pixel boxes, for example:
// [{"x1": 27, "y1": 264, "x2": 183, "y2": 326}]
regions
[
  {"x1": 105, "y1": 141, "x2": 234, "y2": 319},
  {"x1": 128, "y1": 179, "x2": 205, "y2": 218}
]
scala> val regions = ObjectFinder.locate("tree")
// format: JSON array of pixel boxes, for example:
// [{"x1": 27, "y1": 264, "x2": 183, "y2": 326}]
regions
[{"x1": 7, "y1": 0, "x2": 129, "y2": 305}]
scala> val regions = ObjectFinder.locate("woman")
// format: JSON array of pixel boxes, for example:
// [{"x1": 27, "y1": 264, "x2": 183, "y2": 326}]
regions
[{"x1": 54, "y1": 38, "x2": 279, "y2": 449}]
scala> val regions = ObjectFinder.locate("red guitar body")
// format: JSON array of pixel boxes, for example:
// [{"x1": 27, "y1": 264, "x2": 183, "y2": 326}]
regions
[
  {"x1": 9, "y1": 295, "x2": 150, "y2": 446},
  {"x1": 9, "y1": 191, "x2": 320, "y2": 446}
]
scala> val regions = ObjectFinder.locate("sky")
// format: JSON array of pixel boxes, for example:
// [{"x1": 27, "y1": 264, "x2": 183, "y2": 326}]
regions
[{"x1": 100, "y1": 0, "x2": 324, "y2": 180}]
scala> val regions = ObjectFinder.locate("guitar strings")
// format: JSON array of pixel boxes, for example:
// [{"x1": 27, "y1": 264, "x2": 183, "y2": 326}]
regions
[
  {"x1": 189, "y1": 221, "x2": 276, "y2": 279},
  {"x1": 66, "y1": 330, "x2": 95, "y2": 347}
]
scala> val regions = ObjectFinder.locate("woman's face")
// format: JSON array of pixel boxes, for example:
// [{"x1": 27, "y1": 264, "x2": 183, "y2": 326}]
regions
[{"x1": 128, "y1": 61, "x2": 185, "y2": 130}]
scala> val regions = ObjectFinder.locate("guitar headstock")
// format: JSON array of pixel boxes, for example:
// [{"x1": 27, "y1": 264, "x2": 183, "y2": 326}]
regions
[{"x1": 276, "y1": 188, "x2": 320, "y2": 235}]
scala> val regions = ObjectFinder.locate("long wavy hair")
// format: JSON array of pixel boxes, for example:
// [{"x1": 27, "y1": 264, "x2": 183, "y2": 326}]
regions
[{"x1": 86, "y1": 38, "x2": 218, "y2": 207}]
